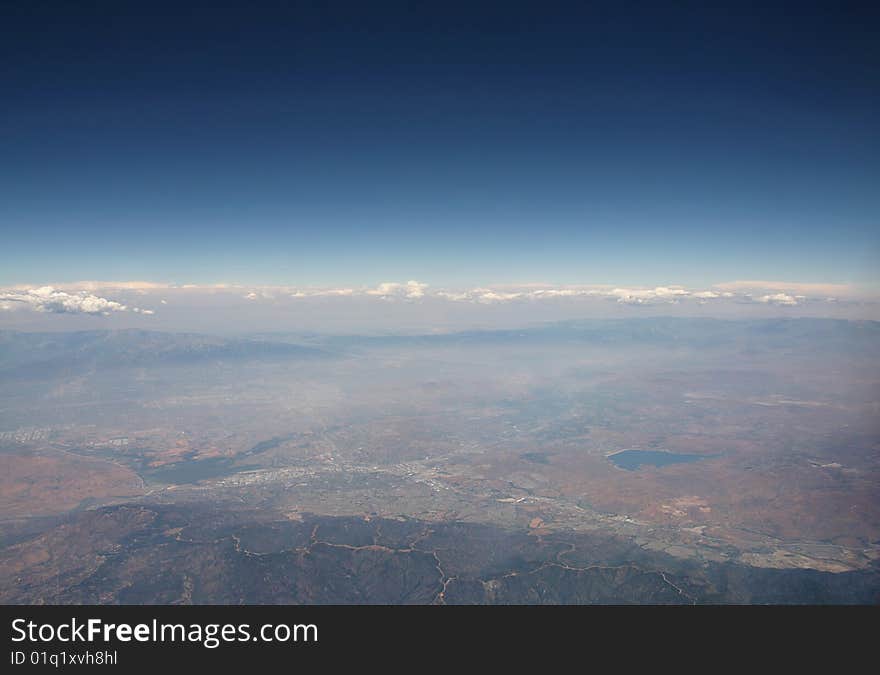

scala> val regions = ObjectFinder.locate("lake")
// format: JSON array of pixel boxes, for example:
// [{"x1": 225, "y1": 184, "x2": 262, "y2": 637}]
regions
[
  {"x1": 607, "y1": 449, "x2": 710, "y2": 471},
  {"x1": 144, "y1": 457, "x2": 258, "y2": 485}
]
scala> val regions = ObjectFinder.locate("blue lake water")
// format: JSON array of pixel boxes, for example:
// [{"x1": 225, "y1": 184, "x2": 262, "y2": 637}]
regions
[
  {"x1": 608, "y1": 450, "x2": 710, "y2": 471},
  {"x1": 144, "y1": 457, "x2": 258, "y2": 485}
]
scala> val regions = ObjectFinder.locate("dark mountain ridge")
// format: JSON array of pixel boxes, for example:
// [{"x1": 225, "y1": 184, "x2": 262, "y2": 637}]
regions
[{"x1": 0, "y1": 329, "x2": 329, "y2": 380}]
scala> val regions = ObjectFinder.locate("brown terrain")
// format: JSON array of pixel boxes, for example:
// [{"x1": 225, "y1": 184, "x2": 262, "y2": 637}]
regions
[
  {"x1": 0, "y1": 321, "x2": 877, "y2": 601},
  {"x1": 0, "y1": 448, "x2": 144, "y2": 518}
]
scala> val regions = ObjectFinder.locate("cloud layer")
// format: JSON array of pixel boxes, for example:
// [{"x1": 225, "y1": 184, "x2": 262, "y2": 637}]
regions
[
  {"x1": 0, "y1": 279, "x2": 862, "y2": 320},
  {"x1": 0, "y1": 286, "x2": 153, "y2": 315},
  {"x1": 714, "y1": 280, "x2": 853, "y2": 296}
]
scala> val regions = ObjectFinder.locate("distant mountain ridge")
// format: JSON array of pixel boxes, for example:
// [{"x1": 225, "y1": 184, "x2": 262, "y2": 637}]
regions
[
  {"x1": 2, "y1": 318, "x2": 878, "y2": 380},
  {"x1": 303, "y1": 317, "x2": 880, "y2": 353},
  {"x1": 0, "y1": 329, "x2": 329, "y2": 380}
]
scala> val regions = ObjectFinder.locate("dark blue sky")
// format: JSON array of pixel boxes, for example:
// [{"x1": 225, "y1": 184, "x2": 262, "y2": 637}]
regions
[{"x1": 2, "y1": 1, "x2": 878, "y2": 287}]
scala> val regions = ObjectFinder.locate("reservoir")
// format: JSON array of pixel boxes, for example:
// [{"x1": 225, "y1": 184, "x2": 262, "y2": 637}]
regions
[
  {"x1": 144, "y1": 457, "x2": 258, "y2": 485},
  {"x1": 608, "y1": 449, "x2": 710, "y2": 471}
]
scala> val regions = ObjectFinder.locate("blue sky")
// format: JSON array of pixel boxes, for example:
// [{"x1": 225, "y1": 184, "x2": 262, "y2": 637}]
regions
[{"x1": 1, "y1": 1, "x2": 878, "y2": 289}]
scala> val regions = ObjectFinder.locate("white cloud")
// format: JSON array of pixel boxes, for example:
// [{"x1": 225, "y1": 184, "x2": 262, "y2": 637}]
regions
[
  {"x1": 436, "y1": 288, "x2": 539, "y2": 303},
  {"x1": 3, "y1": 279, "x2": 861, "y2": 319},
  {"x1": 435, "y1": 290, "x2": 473, "y2": 302},
  {"x1": 290, "y1": 288, "x2": 355, "y2": 298},
  {"x1": 473, "y1": 290, "x2": 524, "y2": 303},
  {"x1": 244, "y1": 288, "x2": 282, "y2": 301},
  {"x1": 366, "y1": 280, "x2": 428, "y2": 299},
  {"x1": 270, "y1": 282, "x2": 825, "y2": 307},
  {"x1": 753, "y1": 293, "x2": 801, "y2": 306},
  {"x1": 608, "y1": 286, "x2": 690, "y2": 305},
  {"x1": 0, "y1": 286, "x2": 142, "y2": 315},
  {"x1": 716, "y1": 280, "x2": 852, "y2": 295},
  {"x1": 436, "y1": 286, "x2": 604, "y2": 303},
  {"x1": 529, "y1": 288, "x2": 593, "y2": 298},
  {"x1": 315, "y1": 288, "x2": 355, "y2": 297}
]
